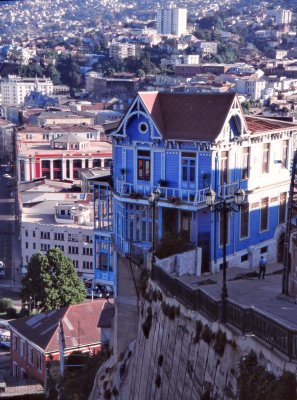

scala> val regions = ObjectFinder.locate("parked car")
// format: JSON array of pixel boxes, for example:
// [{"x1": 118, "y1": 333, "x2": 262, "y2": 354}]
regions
[
  {"x1": 0, "y1": 319, "x2": 10, "y2": 349},
  {"x1": 85, "y1": 287, "x2": 103, "y2": 299},
  {"x1": 3, "y1": 174, "x2": 11, "y2": 179},
  {"x1": 96, "y1": 284, "x2": 114, "y2": 298},
  {"x1": 84, "y1": 279, "x2": 93, "y2": 289},
  {"x1": 0, "y1": 261, "x2": 5, "y2": 278}
]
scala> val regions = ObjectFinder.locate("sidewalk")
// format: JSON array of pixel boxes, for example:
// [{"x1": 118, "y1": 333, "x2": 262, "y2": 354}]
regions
[{"x1": 180, "y1": 262, "x2": 297, "y2": 329}]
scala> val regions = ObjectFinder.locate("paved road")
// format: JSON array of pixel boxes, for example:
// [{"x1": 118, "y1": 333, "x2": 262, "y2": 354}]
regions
[
  {"x1": 181, "y1": 262, "x2": 297, "y2": 329},
  {"x1": 0, "y1": 164, "x2": 22, "y2": 301}
]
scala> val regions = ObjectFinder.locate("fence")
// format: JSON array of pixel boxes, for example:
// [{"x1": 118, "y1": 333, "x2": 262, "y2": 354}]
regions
[{"x1": 151, "y1": 264, "x2": 297, "y2": 360}]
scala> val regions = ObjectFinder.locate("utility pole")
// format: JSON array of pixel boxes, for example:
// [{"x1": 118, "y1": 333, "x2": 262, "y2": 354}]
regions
[{"x1": 282, "y1": 151, "x2": 297, "y2": 295}]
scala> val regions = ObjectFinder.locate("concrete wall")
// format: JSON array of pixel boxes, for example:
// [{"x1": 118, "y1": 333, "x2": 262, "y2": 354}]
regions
[
  {"x1": 113, "y1": 254, "x2": 141, "y2": 356},
  {"x1": 89, "y1": 280, "x2": 296, "y2": 400},
  {"x1": 156, "y1": 247, "x2": 202, "y2": 276}
]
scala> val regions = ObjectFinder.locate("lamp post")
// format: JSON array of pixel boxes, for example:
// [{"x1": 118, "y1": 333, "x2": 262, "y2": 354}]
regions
[
  {"x1": 274, "y1": 153, "x2": 297, "y2": 295},
  {"x1": 148, "y1": 189, "x2": 160, "y2": 264},
  {"x1": 205, "y1": 187, "x2": 245, "y2": 323}
]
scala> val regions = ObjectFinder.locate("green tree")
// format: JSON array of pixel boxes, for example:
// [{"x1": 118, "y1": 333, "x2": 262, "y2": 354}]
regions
[
  {"x1": 45, "y1": 64, "x2": 61, "y2": 85},
  {"x1": 21, "y1": 249, "x2": 86, "y2": 312},
  {"x1": 104, "y1": 67, "x2": 116, "y2": 77},
  {"x1": 58, "y1": 346, "x2": 110, "y2": 400},
  {"x1": 56, "y1": 55, "x2": 83, "y2": 88},
  {"x1": 18, "y1": 63, "x2": 44, "y2": 78},
  {"x1": 136, "y1": 68, "x2": 145, "y2": 78}
]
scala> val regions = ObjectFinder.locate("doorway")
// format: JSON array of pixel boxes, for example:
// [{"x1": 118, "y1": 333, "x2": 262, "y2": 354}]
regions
[{"x1": 278, "y1": 232, "x2": 285, "y2": 263}]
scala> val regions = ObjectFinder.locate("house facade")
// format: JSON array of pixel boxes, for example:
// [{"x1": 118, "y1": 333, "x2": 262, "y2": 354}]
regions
[
  {"x1": 9, "y1": 301, "x2": 107, "y2": 386},
  {"x1": 94, "y1": 91, "x2": 296, "y2": 287},
  {"x1": 16, "y1": 132, "x2": 112, "y2": 182}
]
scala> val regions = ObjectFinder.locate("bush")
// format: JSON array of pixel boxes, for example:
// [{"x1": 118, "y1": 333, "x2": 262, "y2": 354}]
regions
[
  {"x1": 238, "y1": 350, "x2": 297, "y2": 400},
  {"x1": 161, "y1": 302, "x2": 180, "y2": 321},
  {"x1": 6, "y1": 307, "x2": 17, "y2": 319},
  {"x1": 155, "y1": 374, "x2": 161, "y2": 388},
  {"x1": 201, "y1": 325, "x2": 212, "y2": 345},
  {"x1": 142, "y1": 307, "x2": 153, "y2": 339},
  {"x1": 158, "y1": 354, "x2": 164, "y2": 367},
  {"x1": 0, "y1": 298, "x2": 12, "y2": 312},
  {"x1": 214, "y1": 329, "x2": 227, "y2": 356},
  {"x1": 155, "y1": 233, "x2": 194, "y2": 259},
  {"x1": 194, "y1": 320, "x2": 203, "y2": 343}
]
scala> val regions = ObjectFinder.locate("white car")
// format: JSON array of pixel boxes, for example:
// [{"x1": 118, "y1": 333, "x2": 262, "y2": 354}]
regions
[{"x1": 3, "y1": 174, "x2": 11, "y2": 179}]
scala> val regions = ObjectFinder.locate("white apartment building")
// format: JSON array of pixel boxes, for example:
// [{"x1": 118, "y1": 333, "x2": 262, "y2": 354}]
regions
[
  {"x1": 0, "y1": 75, "x2": 53, "y2": 106},
  {"x1": 0, "y1": 119, "x2": 15, "y2": 163},
  {"x1": 275, "y1": 9, "x2": 292, "y2": 25},
  {"x1": 21, "y1": 197, "x2": 94, "y2": 279},
  {"x1": 235, "y1": 78, "x2": 267, "y2": 100},
  {"x1": 109, "y1": 43, "x2": 138, "y2": 61},
  {"x1": 86, "y1": 71, "x2": 102, "y2": 92},
  {"x1": 157, "y1": 4, "x2": 187, "y2": 37}
]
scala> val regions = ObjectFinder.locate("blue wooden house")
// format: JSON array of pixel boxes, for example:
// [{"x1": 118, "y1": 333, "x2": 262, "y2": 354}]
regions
[{"x1": 93, "y1": 91, "x2": 297, "y2": 288}]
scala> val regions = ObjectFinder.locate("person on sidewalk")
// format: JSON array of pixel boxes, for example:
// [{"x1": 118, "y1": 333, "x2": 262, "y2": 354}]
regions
[{"x1": 258, "y1": 256, "x2": 267, "y2": 279}]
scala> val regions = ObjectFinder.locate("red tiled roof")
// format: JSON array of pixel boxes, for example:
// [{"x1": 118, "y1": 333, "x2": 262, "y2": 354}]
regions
[
  {"x1": 245, "y1": 116, "x2": 297, "y2": 134},
  {"x1": 10, "y1": 300, "x2": 107, "y2": 353},
  {"x1": 81, "y1": 103, "x2": 111, "y2": 111},
  {"x1": 97, "y1": 302, "x2": 115, "y2": 328},
  {"x1": 138, "y1": 91, "x2": 236, "y2": 141}
]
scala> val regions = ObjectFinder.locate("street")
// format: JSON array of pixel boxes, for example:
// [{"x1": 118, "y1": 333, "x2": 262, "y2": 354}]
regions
[{"x1": 0, "y1": 164, "x2": 22, "y2": 294}]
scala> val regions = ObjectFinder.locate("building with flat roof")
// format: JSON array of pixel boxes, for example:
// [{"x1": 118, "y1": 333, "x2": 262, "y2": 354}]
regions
[
  {"x1": 21, "y1": 193, "x2": 94, "y2": 279},
  {"x1": 157, "y1": 4, "x2": 187, "y2": 37},
  {"x1": 16, "y1": 131, "x2": 112, "y2": 182},
  {"x1": 0, "y1": 75, "x2": 53, "y2": 106}
]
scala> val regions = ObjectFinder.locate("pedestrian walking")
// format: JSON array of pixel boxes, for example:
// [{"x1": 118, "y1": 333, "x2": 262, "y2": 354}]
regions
[{"x1": 258, "y1": 256, "x2": 267, "y2": 279}]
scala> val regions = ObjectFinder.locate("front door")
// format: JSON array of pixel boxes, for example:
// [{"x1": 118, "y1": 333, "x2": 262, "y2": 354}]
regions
[{"x1": 198, "y1": 232, "x2": 210, "y2": 273}]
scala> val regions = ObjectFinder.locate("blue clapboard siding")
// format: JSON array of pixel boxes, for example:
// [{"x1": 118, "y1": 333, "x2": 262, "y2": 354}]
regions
[
  {"x1": 126, "y1": 149, "x2": 134, "y2": 183},
  {"x1": 115, "y1": 146, "x2": 122, "y2": 181},
  {"x1": 197, "y1": 210, "x2": 211, "y2": 233},
  {"x1": 198, "y1": 153, "x2": 211, "y2": 190},
  {"x1": 165, "y1": 151, "x2": 179, "y2": 187},
  {"x1": 127, "y1": 115, "x2": 151, "y2": 142},
  {"x1": 154, "y1": 152, "x2": 162, "y2": 186}
]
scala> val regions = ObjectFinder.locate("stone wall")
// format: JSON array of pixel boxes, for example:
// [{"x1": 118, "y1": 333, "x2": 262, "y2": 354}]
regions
[
  {"x1": 156, "y1": 247, "x2": 202, "y2": 277},
  {"x1": 89, "y1": 281, "x2": 296, "y2": 400}
]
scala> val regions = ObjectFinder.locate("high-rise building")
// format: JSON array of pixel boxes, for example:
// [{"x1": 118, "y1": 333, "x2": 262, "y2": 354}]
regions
[
  {"x1": 275, "y1": 9, "x2": 292, "y2": 25},
  {"x1": 0, "y1": 75, "x2": 53, "y2": 106},
  {"x1": 157, "y1": 4, "x2": 187, "y2": 37}
]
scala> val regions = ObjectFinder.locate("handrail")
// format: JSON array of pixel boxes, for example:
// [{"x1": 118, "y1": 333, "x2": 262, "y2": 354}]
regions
[
  {"x1": 151, "y1": 264, "x2": 297, "y2": 360},
  {"x1": 114, "y1": 179, "x2": 209, "y2": 205}
]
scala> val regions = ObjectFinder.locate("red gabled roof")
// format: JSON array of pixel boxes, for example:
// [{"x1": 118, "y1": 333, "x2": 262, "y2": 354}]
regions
[
  {"x1": 10, "y1": 300, "x2": 108, "y2": 353},
  {"x1": 138, "y1": 91, "x2": 237, "y2": 141},
  {"x1": 245, "y1": 116, "x2": 297, "y2": 134}
]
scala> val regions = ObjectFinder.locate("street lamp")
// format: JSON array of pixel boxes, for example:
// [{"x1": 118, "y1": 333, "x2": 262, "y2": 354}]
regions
[
  {"x1": 148, "y1": 189, "x2": 160, "y2": 264},
  {"x1": 274, "y1": 154, "x2": 297, "y2": 295},
  {"x1": 205, "y1": 187, "x2": 245, "y2": 323}
]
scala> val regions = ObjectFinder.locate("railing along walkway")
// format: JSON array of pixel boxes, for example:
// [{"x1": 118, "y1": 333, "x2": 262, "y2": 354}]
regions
[{"x1": 151, "y1": 264, "x2": 297, "y2": 360}]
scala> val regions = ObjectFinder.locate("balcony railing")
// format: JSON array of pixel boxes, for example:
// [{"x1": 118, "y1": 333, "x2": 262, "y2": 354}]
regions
[
  {"x1": 218, "y1": 182, "x2": 241, "y2": 199},
  {"x1": 151, "y1": 264, "x2": 297, "y2": 360},
  {"x1": 94, "y1": 269, "x2": 114, "y2": 283},
  {"x1": 115, "y1": 179, "x2": 209, "y2": 206}
]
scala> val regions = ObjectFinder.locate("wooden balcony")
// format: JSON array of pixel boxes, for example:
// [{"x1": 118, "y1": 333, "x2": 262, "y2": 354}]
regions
[
  {"x1": 115, "y1": 179, "x2": 209, "y2": 206},
  {"x1": 115, "y1": 179, "x2": 243, "y2": 206}
]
